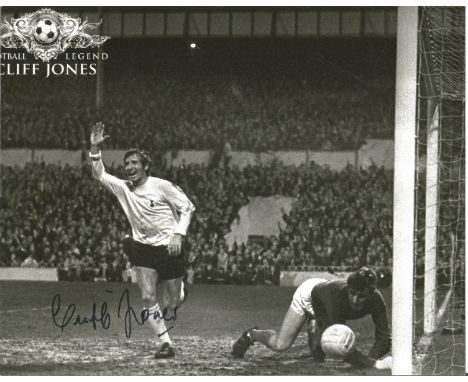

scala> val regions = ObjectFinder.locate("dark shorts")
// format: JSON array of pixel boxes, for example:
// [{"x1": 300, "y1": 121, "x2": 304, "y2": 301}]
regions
[{"x1": 123, "y1": 237, "x2": 186, "y2": 281}]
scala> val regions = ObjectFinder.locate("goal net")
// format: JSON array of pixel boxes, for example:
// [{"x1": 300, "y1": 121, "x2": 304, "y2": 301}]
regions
[{"x1": 413, "y1": 6, "x2": 465, "y2": 375}]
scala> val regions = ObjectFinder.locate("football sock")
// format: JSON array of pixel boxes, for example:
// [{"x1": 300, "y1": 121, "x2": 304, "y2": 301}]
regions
[
  {"x1": 147, "y1": 303, "x2": 172, "y2": 344},
  {"x1": 179, "y1": 281, "x2": 185, "y2": 304}
]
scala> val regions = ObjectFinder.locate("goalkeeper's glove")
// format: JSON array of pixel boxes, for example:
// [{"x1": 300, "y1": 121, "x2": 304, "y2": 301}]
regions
[{"x1": 374, "y1": 355, "x2": 392, "y2": 370}]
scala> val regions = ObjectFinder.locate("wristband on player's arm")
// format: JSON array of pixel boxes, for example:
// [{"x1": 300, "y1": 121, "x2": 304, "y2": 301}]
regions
[{"x1": 89, "y1": 151, "x2": 102, "y2": 161}]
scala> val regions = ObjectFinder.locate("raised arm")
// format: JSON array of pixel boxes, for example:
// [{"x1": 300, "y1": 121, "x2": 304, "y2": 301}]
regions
[
  {"x1": 89, "y1": 122, "x2": 111, "y2": 178},
  {"x1": 90, "y1": 122, "x2": 110, "y2": 154},
  {"x1": 89, "y1": 122, "x2": 126, "y2": 195}
]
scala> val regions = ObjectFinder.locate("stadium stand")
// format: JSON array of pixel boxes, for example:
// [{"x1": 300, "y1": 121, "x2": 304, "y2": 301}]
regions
[
  {"x1": 0, "y1": 161, "x2": 394, "y2": 284},
  {"x1": 0, "y1": 39, "x2": 397, "y2": 284},
  {"x1": 1, "y1": 60, "x2": 394, "y2": 152}
]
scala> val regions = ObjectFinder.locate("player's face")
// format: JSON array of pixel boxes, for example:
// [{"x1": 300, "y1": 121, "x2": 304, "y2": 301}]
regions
[
  {"x1": 124, "y1": 154, "x2": 148, "y2": 186},
  {"x1": 347, "y1": 288, "x2": 371, "y2": 311}
]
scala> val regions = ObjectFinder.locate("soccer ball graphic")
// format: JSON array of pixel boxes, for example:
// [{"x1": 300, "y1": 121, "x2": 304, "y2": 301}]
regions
[
  {"x1": 33, "y1": 19, "x2": 58, "y2": 44},
  {"x1": 320, "y1": 324, "x2": 356, "y2": 359}
]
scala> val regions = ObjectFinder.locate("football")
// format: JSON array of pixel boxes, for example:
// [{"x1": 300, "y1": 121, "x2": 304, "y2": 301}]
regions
[
  {"x1": 33, "y1": 19, "x2": 58, "y2": 44},
  {"x1": 320, "y1": 324, "x2": 355, "y2": 359}
]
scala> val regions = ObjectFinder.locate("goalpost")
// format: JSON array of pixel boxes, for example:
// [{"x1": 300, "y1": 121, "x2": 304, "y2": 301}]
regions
[
  {"x1": 393, "y1": 6, "x2": 465, "y2": 375},
  {"x1": 392, "y1": 6, "x2": 418, "y2": 375}
]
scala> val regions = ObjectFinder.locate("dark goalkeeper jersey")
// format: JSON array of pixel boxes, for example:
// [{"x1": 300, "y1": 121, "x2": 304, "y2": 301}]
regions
[{"x1": 311, "y1": 279, "x2": 391, "y2": 359}]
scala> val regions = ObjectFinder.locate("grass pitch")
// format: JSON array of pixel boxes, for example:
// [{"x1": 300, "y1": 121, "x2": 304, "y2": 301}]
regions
[{"x1": 0, "y1": 281, "x2": 463, "y2": 375}]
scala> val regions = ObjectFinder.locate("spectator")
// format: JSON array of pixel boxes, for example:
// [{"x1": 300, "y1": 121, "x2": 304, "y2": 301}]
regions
[
  {"x1": 0, "y1": 147, "x2": 458, "y2": 288},
  {"x1": 217, "y1": 245, "x2": 229, "y2": 274},
  {"x1": 95, "y1": 257, "x2": 109, "y2": 281},
  {"x1": 107, "y1": 259, "x2": 124, "y2": 282},
  {"x1": 10, "y1": 253, "x2": 21, "y2": 267},
  {"x1": 222, "y1": 139, "x2": 233, "y2": 171},
  {"x1": 1, "y1": 62, "x2": 394, "y2": 151},
  {"x1": 20, "y1": 252, "x2": 38, "y2": 268}
]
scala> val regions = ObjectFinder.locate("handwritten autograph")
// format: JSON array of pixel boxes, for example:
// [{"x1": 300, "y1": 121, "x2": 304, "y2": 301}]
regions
[{"x1": 51, "y1": 288, "x2": 177, "y2": 338}]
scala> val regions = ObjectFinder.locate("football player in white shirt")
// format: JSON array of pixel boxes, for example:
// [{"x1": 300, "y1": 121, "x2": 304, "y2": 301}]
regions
[{"x1": 89, "y1": 122, "x2": 195, "y2": 359}]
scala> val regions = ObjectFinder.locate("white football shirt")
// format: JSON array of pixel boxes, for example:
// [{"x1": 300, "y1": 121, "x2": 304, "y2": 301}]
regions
[{"x1": 91, "y1": 156, "x2": 195, "y2": 246}]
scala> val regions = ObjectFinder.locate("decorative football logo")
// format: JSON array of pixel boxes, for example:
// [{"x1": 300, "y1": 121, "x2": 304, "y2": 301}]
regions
[
  {"x1": 33, "y1": 19, "x2": 58, "y2": 44},
  {"x1": 1, "y1": 8, "x2": 110, "y2": 62}
]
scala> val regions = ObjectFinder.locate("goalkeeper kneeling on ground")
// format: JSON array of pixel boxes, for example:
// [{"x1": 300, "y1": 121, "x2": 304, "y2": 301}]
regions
[
  {"x1": 309, "y1": 268, "x2": 392, "y2": 369},
  {"x1": 232, "y1": 267, "x2": 392, "y2": 370}
]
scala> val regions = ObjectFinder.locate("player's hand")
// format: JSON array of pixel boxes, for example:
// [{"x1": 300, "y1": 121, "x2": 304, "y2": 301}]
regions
[
  {"x1": 374, "y1": 355, "x2": 392, "y2": 370},
  {"x1": 168, "y1": 234, "x2": 183, "y2": 256},
  {"x1": 90, "y1": 122, "x2": 110, "y2": 146}
]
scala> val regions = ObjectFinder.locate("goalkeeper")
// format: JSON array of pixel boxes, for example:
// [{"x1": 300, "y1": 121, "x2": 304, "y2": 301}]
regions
[{"x1": 232, "y1": 267, "x2": 392, "y2": 369}]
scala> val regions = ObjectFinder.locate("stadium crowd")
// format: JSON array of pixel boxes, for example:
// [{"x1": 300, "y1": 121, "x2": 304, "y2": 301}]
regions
[
  {"x1": 0, "y1": 55, "x2": 461, "y2": 289},
  {"x1": 1, "y1": 64, "x2": 394, "y2": 152},
  {"x1": 0, "y1": 160, "x2": 396, "y2": 285}
]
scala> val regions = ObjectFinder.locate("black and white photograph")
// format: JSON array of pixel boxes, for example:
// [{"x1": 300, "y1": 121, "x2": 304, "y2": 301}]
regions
[{"x1": 0, "y1": 4, "x2": 465, "y2": 376}]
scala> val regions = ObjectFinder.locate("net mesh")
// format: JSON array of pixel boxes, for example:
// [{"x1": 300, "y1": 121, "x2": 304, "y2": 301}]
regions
[
  {"x1": 413, "y1": 6, "x2": 465, "y2": 375},
  {"x1": 420, "y1": 7, "x2": 465, "y2": 100}
]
